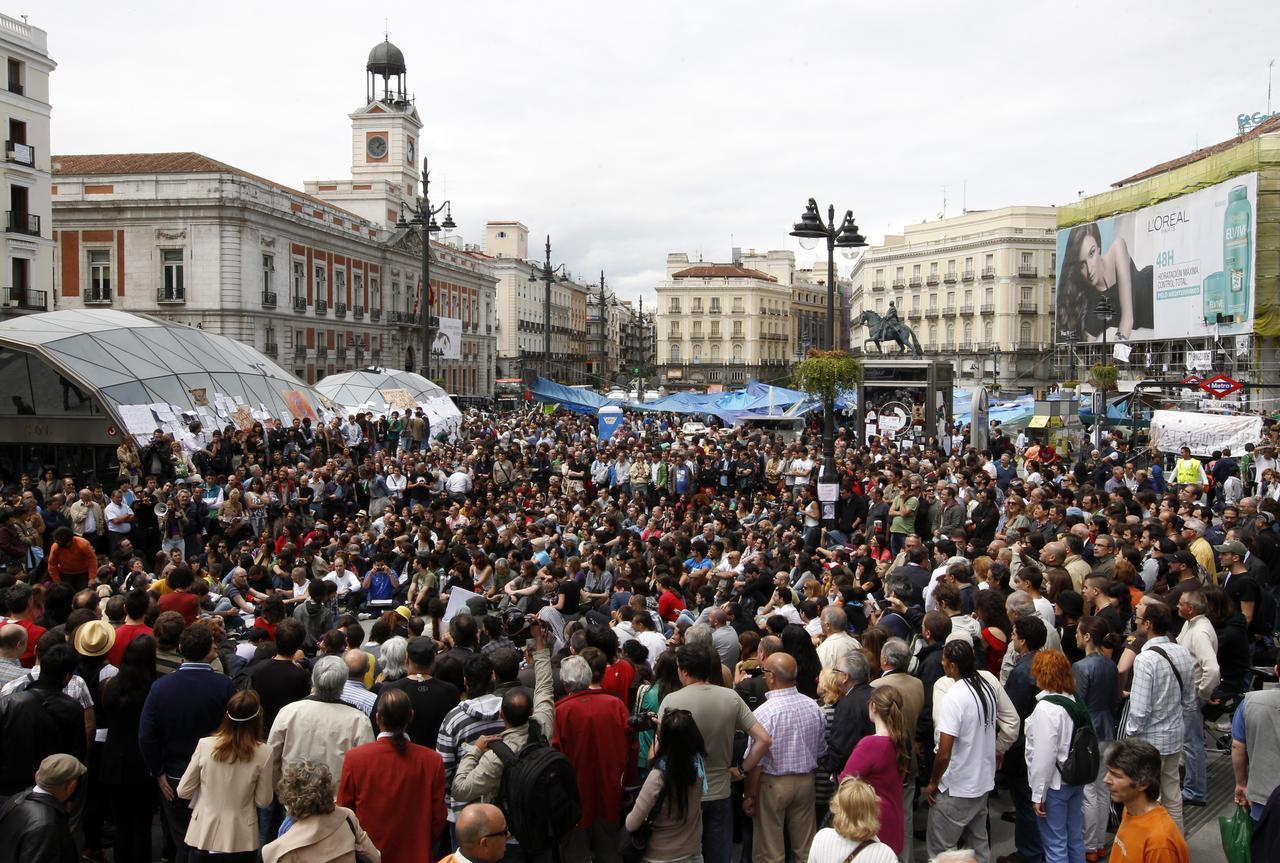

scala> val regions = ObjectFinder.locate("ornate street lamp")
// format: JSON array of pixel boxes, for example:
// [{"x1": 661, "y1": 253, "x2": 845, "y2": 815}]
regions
[{"x1": 397, "y1": 157, "x2": 455, "y2": 383}]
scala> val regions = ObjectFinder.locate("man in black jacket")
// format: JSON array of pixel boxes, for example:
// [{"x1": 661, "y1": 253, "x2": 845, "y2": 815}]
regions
[
  {"x1": 0, "y1": 643, "x2": 85, "y2": 798},
  {"x1": 820, "y1": 651, "x2": 874, "y2": 775},
  {"x1": 914, "y1": 611, "x2": 952, "y2": 782},
  {"x1": 0, "y1": 753, "x2": 84, "y2": 863}
]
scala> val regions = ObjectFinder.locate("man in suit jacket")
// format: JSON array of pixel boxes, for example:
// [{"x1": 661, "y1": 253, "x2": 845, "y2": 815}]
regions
[
  {"x1": 0, "y1": 753, "x2": 85, "y2": 863},
  {"x1": 138, "y1": 622, "x2": 235, "y2": 863}
]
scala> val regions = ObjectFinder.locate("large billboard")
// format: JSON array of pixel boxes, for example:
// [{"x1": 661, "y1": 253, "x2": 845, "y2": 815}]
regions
[
  {"x1": 1054, "y1": 173, "x2": 1256, "y2": 344},
  {"x1": 432, "y1": 316, "x2": 462, "y2": 360}
]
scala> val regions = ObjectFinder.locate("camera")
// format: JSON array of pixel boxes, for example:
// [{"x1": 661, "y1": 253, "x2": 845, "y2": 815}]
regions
[{"x1": 628, "y1": 711, "x2": 657, "y2": 733}]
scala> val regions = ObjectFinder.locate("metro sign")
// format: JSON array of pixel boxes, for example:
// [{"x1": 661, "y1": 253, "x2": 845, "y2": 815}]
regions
[
  {"x1": 1199, "y1": 373, "x2": 1243, "y2": 399},
  {"x1": 1182, "y1": 374, "x2": 1203, "y2": 386}
]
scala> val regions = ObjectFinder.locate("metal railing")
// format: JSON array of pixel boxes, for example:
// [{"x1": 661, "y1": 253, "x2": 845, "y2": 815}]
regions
[
  {"x1": 892, "y1": 279, "x2": 906, "y2": 290},
  {"x1": 941, "y1": 306, "x2": 957, "y2": 317},
  {"x1": 959, "y1": 305, "x2": 974, "y2": 315},
  {"x1": 353, "y1": 305, "x2": 364, "y2": 320},
  {"x1": 156, "y1": 288, "x2": 184, "y2": 304},
  {"x1": 944, "y1": 272, "x2": 958, "y2": 283},
  {"x1": 83, "y1": 290, "x2": 112, "y2": 305},
  {"x1": 924, "y1": 308, "x2": 940, "y2": 318},
  {"x1": 370, "y1": 308, "x2": 381, "y2": 322},
  {"x1": 4, "y1": 288, "x2": 45, "y2": 310},
  {"x1": 980, "y1": 303, "x2": 996, "y2": 315},
  {"x1": 5, "y1": 140, "x2": 33, "y2": 166},
  {"x1": 315, "y1": 299, "x2": 328, "y2": 315},
  {"x1": 926, "y1": 274, "x2": 940, "y2": 285},
  {"x1": 871, "y1": 280, "x2": 886, "y2": 292},
  {"x1": 908, "y1": 277, "x2": 923, "y2": 288},
  {"x1": 334, "y1": 302, "x2": 346, "y2": 318},
  {"x1": 1018, "y1": 266, "x2": 1039, "y2": 278},
  {"x1": 262, "y1": 291, "x2": 277, "y2": 308},
  {"x1": 264, "y1": 343, "x2": 278, "y2": 358},
  {"x1": 981, "y1": 267, "x2": 996, "y2": 279},
  {"x1": 962, "y1": 270, "x2": 975, "y2": 282},
  {"x1": 292, "y1": 297, "x2": 307, "y2": 312},
  {"x1": 5, "y1": 211, "x2": 38, "y2": 236}
]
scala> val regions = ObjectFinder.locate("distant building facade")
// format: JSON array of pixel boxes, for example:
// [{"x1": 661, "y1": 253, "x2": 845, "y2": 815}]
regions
[
  {"x1": 0, "y1": 13, "x2": 55, "y2": 319},
  {"x1": 849, "y1": 206, "x2": 1058, "y2": 391}
]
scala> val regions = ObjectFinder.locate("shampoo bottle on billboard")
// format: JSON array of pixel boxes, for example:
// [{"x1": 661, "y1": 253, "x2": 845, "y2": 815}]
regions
[
  {"x1": 1202, "y1": 272, "x2": 1226, "y2": 324},
  {"x1": 1223, "y1": 185, "x2": 1252, "y2": 323}
]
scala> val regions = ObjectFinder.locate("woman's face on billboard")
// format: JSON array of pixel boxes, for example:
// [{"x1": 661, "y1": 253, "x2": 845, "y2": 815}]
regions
[{"x1": 1078, "y1": 232, "x2": 1106, "y2": 291}]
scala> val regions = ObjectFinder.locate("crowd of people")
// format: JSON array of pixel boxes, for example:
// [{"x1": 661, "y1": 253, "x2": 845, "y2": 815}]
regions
[{"x1": 0, "y1": 402, "x2": 1278, "y2": 863}]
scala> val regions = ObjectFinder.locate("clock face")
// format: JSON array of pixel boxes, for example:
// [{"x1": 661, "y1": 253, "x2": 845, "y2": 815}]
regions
[
  {"x1": 367, "y1": 135, "x2": 388, "y2": 160},
  {"x1": 407, "y1": 139, "x2": 415, "y2": 165}
]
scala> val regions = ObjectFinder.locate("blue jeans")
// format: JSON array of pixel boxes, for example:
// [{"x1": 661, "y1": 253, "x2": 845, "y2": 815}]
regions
[
  {"x1": 1182, "y1": 708, "x2": 1206, "y2": 802},
  {"x1": 1038, "y1": 783, "x2": 1085, "y2": 863},
  {"x1": 701, "y1": 796, "x2": 733, "y2": 863}
]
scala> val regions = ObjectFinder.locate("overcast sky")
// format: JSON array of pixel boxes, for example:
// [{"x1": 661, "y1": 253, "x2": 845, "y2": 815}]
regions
[{"x1": 36, "y1": 0, "x2": 1279, "y2": 305}]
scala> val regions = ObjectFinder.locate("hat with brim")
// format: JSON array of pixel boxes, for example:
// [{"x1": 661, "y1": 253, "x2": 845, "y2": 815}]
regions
[{"x1": 73, "y1": 619, "x2": 116, "y2": 658}]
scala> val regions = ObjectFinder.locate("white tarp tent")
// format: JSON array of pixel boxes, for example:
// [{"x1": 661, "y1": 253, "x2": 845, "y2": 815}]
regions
[{"x1": 315, "y1": 367, "x2": 462, "y2": 437}]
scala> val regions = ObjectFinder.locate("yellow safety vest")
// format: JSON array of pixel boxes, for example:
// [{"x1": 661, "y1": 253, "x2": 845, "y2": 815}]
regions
[{"x1": 1175, "y1": 457, "x2": 1202, "y2": 485}]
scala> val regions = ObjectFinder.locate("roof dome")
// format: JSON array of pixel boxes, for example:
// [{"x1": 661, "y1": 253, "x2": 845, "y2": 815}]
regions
[{"x1": 366, "y1": 39, "x2": 406, "y2": 77}]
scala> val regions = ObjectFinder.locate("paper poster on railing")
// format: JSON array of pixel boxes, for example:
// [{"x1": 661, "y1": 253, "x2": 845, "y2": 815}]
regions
[{"x1": 1054, "y1": 173, "x2": 1256, "y2": 344}]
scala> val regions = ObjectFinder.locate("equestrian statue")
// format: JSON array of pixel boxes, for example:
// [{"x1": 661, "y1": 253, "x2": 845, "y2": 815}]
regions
[{"x1": 854, "y1": 302, "x2": 923, "y2": 356}]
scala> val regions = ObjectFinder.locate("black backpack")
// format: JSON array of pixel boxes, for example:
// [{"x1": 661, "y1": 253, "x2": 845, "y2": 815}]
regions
[
  {"x1": 1045, "y1": 694, "x2": 1101, "y2": 786},
  {"x1": 491, "y1": 718, "x2": 581, "y2": 853}
]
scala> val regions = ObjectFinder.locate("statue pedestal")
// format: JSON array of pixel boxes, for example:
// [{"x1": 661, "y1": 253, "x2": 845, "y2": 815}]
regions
[{"x1": 856, "y1": 360, "x2": 954, "y2": 449}]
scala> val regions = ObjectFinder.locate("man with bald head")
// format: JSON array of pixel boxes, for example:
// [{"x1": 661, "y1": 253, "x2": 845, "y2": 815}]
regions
[
  {"x1": 442, "y1": 803, "x2": 509, "y2": 863},
  {"x1": 744, "y1": 652, "x2": 826, "y2": 863},
  {"x1": 340, "y1": 649, "x2": 377, "y2": 718},
  {"x1": 0, "y1": 623, "x2": 29, "y2": 687}
]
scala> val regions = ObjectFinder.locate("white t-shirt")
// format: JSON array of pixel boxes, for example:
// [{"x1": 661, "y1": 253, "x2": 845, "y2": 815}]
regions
[
  {"x1": 935, "y1": 675, "x2": 999, "y2": 797},
  {"x1": 806, "y1": 828, "x2": 897, "y2": 863},
  {"x1": 1032, "y1": 596, "x2": 1056, "y2": 631},
  {"x1": 325, "y1": 569, "x2": 361, "y2": 595},
  {"x1": 791, "y1": 458, "x2": 814, "y2": 486},
  {"x1": 636, "y1": 630, "x2": 669, "y2": 660}
]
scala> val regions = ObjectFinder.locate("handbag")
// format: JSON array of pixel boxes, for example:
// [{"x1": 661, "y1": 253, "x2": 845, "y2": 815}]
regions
[{"x1": 617, "y1": 785, "x2": 665, "y2": 863}]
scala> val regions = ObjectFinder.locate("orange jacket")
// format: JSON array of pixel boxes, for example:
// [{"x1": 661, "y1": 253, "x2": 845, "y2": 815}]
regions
[{"x1": 48, "y1": 535, "x2": 97, "y2": 582}]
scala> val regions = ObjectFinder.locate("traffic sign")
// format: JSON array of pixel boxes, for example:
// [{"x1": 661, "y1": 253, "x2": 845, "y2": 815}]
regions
[{"x1": 1199, "y1": 373, "x2": 1243, "y2": 399}]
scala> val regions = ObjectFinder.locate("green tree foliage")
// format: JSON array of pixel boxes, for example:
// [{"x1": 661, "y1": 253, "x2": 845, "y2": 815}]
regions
[{"x1": 793, "y1": 350, "x2": 863, "y2": 404}]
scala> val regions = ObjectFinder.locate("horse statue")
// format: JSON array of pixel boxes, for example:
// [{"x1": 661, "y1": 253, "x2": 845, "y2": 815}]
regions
[{"x1": 855, "y1": 307, "x2": 923, "y2": 357}]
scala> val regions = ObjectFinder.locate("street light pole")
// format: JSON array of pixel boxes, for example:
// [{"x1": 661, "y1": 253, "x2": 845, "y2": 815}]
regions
[
  {"x1": 528, "y1": 235, "x2": 568, "y2": 382},
  {"x1": 598, "y1": 271, "x2": 608, "y2": 383},
  {"x1": 790, "y1": 199, "x2": 867, "y2": 517},
  {"x1": 397, "y1": 157, "x2": 454, "y2": 382}
]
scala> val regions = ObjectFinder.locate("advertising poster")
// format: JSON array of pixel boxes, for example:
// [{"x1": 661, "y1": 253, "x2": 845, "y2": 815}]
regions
[
  {"x1": 432, "y1": 317, "x2": 462, "y2": 360},
  {"x1": 1054, "y1": 173, "x2": 1257, "y2": 344},
  {"x1": 281, "y1": 389, "x2": 317, "y2": 422}
]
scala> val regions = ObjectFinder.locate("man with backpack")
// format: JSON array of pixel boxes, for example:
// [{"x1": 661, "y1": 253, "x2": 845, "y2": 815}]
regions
[{"x1": 452, "y1": 618, "x2": 572, "y2": 863}]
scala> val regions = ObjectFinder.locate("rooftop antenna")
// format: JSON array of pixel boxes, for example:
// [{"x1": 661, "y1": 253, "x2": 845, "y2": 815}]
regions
[
  {"x1": 962, "y1": 180, "x2": 967, "y2": 215},
  {"x1": 939, "y1": 185, "x2": 947, "y2": 220}
]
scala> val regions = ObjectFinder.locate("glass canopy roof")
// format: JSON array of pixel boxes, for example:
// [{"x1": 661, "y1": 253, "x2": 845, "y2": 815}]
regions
[
  {"x1": 0, "y1": 310, "x2": 325, "y2": 440},
  {"x1": 316, "y1": 367, "x2": 461, "y2": 430}
]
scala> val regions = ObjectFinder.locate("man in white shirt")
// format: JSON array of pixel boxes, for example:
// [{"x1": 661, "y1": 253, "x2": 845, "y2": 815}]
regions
[
  {"x1": 446, "y1": 465, "x2": 473, "y2": 500},
  {"x1": 103, "y1": 488, "x2": 135, "y2": 555},
  {"x1": 926, "y1": 642, "x2": 1007, "y2": 863},
  {"x1": 1176, "y1": 589, "x2": 1220, "y2": 808},
  {"x1": 324, "y1": 555, "x2": 364, "y2": 611},
  {"x1": 789, "y1": 449, "x2": 814, "y2": 488},
  {"x1": 815, "y1": 606, "x2": 860, "y2": 670}
]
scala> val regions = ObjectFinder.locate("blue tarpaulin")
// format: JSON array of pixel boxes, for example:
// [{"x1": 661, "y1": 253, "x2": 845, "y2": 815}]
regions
[
  {"x1": 627, "y1": 381, "x2": 814, "y2": 424},
  {"x1": 529, "y1": 378, "x2": 622, "y2": 415}
]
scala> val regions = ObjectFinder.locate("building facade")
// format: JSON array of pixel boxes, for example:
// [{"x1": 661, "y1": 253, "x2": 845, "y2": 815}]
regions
[
  {"x1": 849, "y1": 206, "x2": 1058, "y2": 391},
  {"x1": 656, "y1": 249, "x2": 796, "y2": 390},
  {"x1": 0, "y1": 13, "x2": 55, "y2": 319},
  {"x1": 48, "y1": 41, "x2": 497, "y2": 397},
  {"x1": 485, "y1": 220, "x2": 590, "y2": 384}
]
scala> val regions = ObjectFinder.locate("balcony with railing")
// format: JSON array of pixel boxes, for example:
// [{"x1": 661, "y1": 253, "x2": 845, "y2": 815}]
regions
[
  {"x1": 941, "y1": 306, "x2": 957, "y2": 317},
  {"x1": 942, "y1": 342, "x2": 955, "y2": 352},
  {"x1": 4, "y1": 288, "x2": 45, "y2": 311},
  {"x1": 315, "y1": 299, "x2": 328, "y2": 316},
  {"x1": 959, "y1": 305, "x2": 974, "y2": 316},
  {"x1": 924, "y1": 308, "x2": 940, "y2": 319},
  {"x1": 292, "y1": 297, "x2": 306, "y2": 313},
  {"x1": 293, "y1": 345, "x2": 307, "y2": 359},
  {"x1": 981, "y1": 267, "x2": 996, "y2": 279},
  {"x1": 1015, "y1": 340, "x2": 1046, "y2": 352},
  {"x1": 891, "y1": 278, "x2": 906, "y2": 290},
  {"x1": 264, "y1": 342, "x2": 278, "y2": 358},
  {"x1": 1018, "y1": 301, "x2": 1039, "y2": 314},
  {"x1": 83, "y1": 289, "x2": 112, "y2": 305},
  {"x1": 1017, "y1": 265, "x2": 1038, "y2": 278},
  {"x1": 944, "y1": 272, "x2": 958, "y2": 284},
  {"x1": 926, "y1": 274, "x2": 940, "y2": 286},
  {"x1": 908, "y1": 276, "x2": 923, "y2": 289},
  {"x1": 957, "y1": 341, "x2": 974, "y2": 352},
  {"x1": 5, "y1": 140, "x2": 33, "y2": 167},
  {"x1": 370, "y1": 308, "x2": 381, "y2": 322},
  {"x1": 870, "y1": 280, "x2": 886, "y2": 292},
  {"x1": 156, "y1": 287, "x2": 184, "y2": 304},
  {"x1": 353, "y1": 305, "x2": 364, "y2": 320},
  {"x1": 907, "y1": 308, "x2": 923, "y2": 320},
  {"x1": 6, "y1": 211, "x2": 38, "y2": 236},
  {"x1": 334, "y1": 302, "x2": 346, "y2": 319},
  {"x1": 316, "y1": 346, "x2": 328, "y2": 362},
  {"x1": 961, "y1": 269, "x2": 975, "y2": 282},
  {"x1": 979, "y1": 303, "x2": 996, "y2": 315},
  {"x1": 261, "y1": 291, "x2": 277, "y2": 308}
]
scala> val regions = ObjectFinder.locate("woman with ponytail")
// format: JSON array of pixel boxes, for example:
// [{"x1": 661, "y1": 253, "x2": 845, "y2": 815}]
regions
[
  {"x1": 1073, "y1": 615, "x2": 1120, "y2": 861},
  {"x1": 338, "y1": 687, "x2": 447, "y2": 863},
  {"x1": 838, "y1": 687, "x2": 910, "y2": 855},
  {"x1": 176, "y1": 689, "x2": 275, "y2": 861}
]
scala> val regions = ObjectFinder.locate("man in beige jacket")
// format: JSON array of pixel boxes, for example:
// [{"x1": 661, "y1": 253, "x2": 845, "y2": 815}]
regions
[
  {"x1": 268, "y1": 654, "x2": 374, "y2": 788},
  {"x1": 1176, "y1": 588, "x2": 1219, "y2": 807}
]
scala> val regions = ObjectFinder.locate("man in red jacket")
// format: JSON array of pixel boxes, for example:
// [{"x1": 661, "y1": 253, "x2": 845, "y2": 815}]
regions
[
  {"x1": 338, "y1": 687, "x2": 447, "y2": 863},
  {"x1": 553, "y1": 646, "x2": 631, "y2": 863}
]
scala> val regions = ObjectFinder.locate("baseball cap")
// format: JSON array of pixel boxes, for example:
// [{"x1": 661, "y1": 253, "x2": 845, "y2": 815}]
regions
[
  {"x1": 36, "y1": 753, "x2": 86, "y2": 788},
  {"x1": 1171, "y1": 550, "x2": 1198, "y2": 568},
  {"x1": 1215, "y1": 540, "x2": 1248, "y2": 557}
]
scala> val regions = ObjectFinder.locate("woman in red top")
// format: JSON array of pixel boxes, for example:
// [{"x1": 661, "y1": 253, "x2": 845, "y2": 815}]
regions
[
  {"x1": 974, "y1": 588, "x2": 1010, "y2": 677},
  {"x1": 656, "y1": 576, "x2": 685, "y2": 625},
  {"x1": 839, "y1": 687, "x2": 911, "y2": 855}
]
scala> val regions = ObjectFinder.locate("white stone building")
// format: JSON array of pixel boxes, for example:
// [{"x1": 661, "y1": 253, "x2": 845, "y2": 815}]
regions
[
  {"x1": 485, "y1": 220, "x2": 589, "y2": 384},
  {"x1": 849, "y1": 206, "x2": 1058, "y2": 391},
  {"x1": 0, "y1": 13, "x2": 55, "y2": 318}
]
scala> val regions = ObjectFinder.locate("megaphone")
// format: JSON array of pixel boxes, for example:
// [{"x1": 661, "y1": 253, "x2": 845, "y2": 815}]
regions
[{"x1": 154, "y1": 501, "x2": 168, "y2": 520}]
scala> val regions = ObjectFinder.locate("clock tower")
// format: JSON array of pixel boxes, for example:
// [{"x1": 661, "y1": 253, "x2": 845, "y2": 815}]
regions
[{"x1": 307, "y1": 38, "x2": 423, "y2": 229}]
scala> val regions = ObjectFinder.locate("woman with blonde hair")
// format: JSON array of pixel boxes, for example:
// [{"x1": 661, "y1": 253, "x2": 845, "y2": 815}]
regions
[
  {"x1": 807, "y1": 777, "x2": 898, "y2": 863},
  {"x1": 814, "y1": 668, "x2": 845, "y2": 818},
  {"x1": 177, "y1": 689, "x2": 275, "y2": 862},
  {"x1": 838, "y1": 687, "x2": 910, "y2": 856}
]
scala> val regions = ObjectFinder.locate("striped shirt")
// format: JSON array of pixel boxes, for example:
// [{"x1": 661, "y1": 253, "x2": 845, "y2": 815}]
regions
[
  {"x1": 750, "y1": 686, "x2": 826, "y2": 776},
  {"x1": 1124, "y1": 636, "x2": 1197, "y2": 755}
]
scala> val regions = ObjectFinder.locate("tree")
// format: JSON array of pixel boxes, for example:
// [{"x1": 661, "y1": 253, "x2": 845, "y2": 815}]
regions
[{"x1": 793, "y1": 349, "x2": 863, "y2": 405}]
